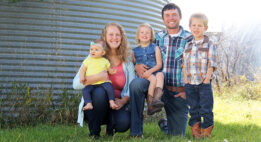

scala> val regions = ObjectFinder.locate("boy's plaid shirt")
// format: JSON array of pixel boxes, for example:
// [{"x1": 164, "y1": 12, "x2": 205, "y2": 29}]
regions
[
  {"x1": 183, "y1": 35, "x2": 217, "y2": 85},
  {"x1": 155, "y1": 26, "x2": 192, "y2": 87}
]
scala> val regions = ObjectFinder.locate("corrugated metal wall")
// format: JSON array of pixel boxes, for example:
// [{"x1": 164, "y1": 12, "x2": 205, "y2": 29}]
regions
[{"x1": 0, "y1": 0, "x2": 168, "y2": 114}]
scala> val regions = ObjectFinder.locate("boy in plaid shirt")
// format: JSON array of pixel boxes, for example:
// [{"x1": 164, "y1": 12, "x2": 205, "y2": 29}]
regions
[{"x1": 183, "y1": 13, "x2": 217, "y2": 139}]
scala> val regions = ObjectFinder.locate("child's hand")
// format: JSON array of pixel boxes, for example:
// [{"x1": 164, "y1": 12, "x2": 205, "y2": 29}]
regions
[
  {"x1": 142, "y1": 70, "x2": 152, "y2": 79},
  {"x1": 203, "y1": 78, "x2": 210, "y2": 84},
  {"x1": 108, "y1": 68, "x2": 117, "y2": 74},
  {"x1": 80, "y1": 77, "x2": 86, "y2": 84}
]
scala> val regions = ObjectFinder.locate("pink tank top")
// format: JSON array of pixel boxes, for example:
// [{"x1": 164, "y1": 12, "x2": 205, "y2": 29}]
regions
[{"x1": 109, "y1": 62, "x2": 126, "y2": 99}]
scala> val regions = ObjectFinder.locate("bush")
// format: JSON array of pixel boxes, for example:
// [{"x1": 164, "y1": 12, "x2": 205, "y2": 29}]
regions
[
  {"x1": 0, "y1": 82, "x2": 81, "y2": 128},
  {"x1": 214, "y1": 77, "x2": 261, "y2": 101}
]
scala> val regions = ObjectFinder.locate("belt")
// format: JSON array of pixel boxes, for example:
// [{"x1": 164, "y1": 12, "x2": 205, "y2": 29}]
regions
[{"x1": 166, "y1": 86, "x2": 185, "y2": 93}]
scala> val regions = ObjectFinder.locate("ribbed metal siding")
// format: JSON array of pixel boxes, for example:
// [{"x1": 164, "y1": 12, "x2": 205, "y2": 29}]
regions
[{"x1": 0, "y1": 0, "x2": 168, "y2": 109}]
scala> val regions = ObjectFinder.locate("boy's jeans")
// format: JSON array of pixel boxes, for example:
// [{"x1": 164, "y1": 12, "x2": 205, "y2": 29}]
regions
[{"x1": 184, "y1": 83, "x2": 214, "y2": 128}]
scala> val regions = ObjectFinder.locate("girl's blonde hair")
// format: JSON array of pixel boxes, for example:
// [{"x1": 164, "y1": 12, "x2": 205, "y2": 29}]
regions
[
  {"x1": 135, "y1": 23, "x2": 155, "y2": 45},
  {"x1": 101, "y1": 22, "x2": 131, "y2": 62}
]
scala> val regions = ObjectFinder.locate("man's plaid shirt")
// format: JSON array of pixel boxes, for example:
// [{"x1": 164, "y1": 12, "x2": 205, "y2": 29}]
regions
[{"x1": 155, "y1": 26, "x2": 193, "y2": 87}]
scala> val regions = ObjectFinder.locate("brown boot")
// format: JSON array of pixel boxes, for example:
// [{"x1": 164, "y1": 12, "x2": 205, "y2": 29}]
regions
[
  {"x1": 191, "y1": 122, "x2": 201, "y2": 139},
  {"x1": 202, "y1": 125, "x2": 214, "y2": 138},
  {"x1": 151, "y1": 87, "x2": 164, "y2": 108},
  {"x1": 147, "y1": 95, "x2": 162, "y2": 115}
]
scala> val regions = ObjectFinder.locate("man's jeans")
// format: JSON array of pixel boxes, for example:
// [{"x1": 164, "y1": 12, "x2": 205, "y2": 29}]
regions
[
  {"x1": 129, "y1": 77, "x2": 189, "y2": 136},
  {"x1": 129, "y1": 78, "x2": 149, "y2": 136},
  {"x1": 162, "y1": 87, "x2": 189, "y2": 136},
  {"x1": 184, "y1": 83, "x2": 214, "y2": 128}
]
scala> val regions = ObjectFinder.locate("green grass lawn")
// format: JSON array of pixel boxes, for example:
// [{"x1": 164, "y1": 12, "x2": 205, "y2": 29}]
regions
[{"x1": 1, "y1": 97, "x2": 261, "y2": 142}]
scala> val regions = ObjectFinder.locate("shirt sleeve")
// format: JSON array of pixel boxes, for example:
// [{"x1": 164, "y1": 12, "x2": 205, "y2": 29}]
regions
[
  {"x1": 104, "y1": 59, "x2": 111, "y2": 69},
  {"x1": 208, "y1": 41, "x2": 217, "y2": 70},
  {"x1": 82, "y1": 58, "x2": 89, "y2": 68}
]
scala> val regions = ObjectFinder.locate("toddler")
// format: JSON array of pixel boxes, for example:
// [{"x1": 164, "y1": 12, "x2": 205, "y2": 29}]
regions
[{"x1": 80, "y1": 39, "x2": 118, "y2": 110}]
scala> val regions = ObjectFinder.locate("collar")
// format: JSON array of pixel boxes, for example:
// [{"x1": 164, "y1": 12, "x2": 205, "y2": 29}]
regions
[
  {"x1": 190, "y1": 35, "x2": 210, "y2": 45},
  {"x1": 156, "y1": 26, "x2": 192, "y2": 43}
]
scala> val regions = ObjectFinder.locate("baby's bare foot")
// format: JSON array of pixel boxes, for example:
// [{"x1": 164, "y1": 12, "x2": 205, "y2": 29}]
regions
[
  {"x1": 83, "y1": 103, "x2": 93, "y2": 110},
  {"x1": 109, "y1": 101, "x2": 118, "y2": 110}
]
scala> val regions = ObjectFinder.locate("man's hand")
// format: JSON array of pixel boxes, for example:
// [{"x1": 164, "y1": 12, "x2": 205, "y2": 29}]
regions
[
  {"x1": 174, "y1": 92, "x2": 186, "y2": 100},
  {"x1": 142, "y1": 70, "x2": 152, "y2": 79},
  {"x1": 135, "y1": 64, "x2": 148, "y2": 78}
]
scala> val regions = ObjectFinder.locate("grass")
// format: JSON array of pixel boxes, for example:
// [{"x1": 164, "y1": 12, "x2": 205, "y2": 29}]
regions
[{"x1": 1, "y1": 95, "x2": 261, "y2": 142}]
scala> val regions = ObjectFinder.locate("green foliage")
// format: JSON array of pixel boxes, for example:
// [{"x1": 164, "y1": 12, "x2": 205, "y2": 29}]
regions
[
  {"x1": 0, "y1": 82, "x2": 81, "y2": 128},
  {"x1": 214, "y1": 77, "x2": 261, "y2": 101}
]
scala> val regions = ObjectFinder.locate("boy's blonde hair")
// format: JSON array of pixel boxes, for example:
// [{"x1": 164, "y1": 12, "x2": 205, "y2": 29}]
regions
[
  {"x1": 135, "y1": 23, "x2": 155, "y2": 45},
  {"x1": 189, "y1": 13, "x2": 208, "y2": 27}
]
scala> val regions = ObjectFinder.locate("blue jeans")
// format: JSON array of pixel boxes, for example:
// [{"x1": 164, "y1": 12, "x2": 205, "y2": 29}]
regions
[
  {"x1": 162, "y1": 87, "x2": 189, "y2": 136},
  {"x1": 129, "y1": 78, "x2": 149, "y2": 136},
  {"x1": 129, "y1": 77, "x2": 188, "y2": 136},
  {"x1": 84, "y1": 86, "x2": 130, "y2": 136},
  {"x1": 184, "y1": 83, "x2": 214, "y2": 128},
  {"x1": 83, "y1": 82, "x2": 115, "y2": 104}
]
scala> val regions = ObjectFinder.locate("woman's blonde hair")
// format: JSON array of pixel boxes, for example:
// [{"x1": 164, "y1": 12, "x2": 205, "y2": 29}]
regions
[
  {"x1": 101, "y1": 22, "x2": 131, "y2": 62},
  {"x1": 135, "y1": 23, "x2": 155, "y2": 45}
]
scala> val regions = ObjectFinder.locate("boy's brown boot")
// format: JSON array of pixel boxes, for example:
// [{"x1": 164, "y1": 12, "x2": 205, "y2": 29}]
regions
[
  {"x1": 151, "y1": 87, "x2": 164, "y2": 108},
  {"x1": 191, "y1": 122, "x2": 201, "y2": 139},
  {"x1": 147, "y1": 95, "x2": 162, "y2": 115},
  {"x1": 202, "y1": 125, "x2": 214, "y2": 138}
]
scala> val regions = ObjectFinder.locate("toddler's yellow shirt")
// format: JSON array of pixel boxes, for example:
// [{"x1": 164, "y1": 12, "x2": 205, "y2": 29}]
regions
[{"x1": 82, "y1": 57, "x2": 110, "y2": 85}]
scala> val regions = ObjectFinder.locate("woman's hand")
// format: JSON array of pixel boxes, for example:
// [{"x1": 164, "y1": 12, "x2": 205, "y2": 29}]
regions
[
  {"x1": 114, "y1": 96, "x2": 129, "y2": 110},
  {"x1": 115, "y1": 98, "x2": 124, "y2": 110}
]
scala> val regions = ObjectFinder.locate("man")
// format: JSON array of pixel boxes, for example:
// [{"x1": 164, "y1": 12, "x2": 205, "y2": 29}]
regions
[{"x1": 129, "y1": 3, "x2": 192, "y2": 137}]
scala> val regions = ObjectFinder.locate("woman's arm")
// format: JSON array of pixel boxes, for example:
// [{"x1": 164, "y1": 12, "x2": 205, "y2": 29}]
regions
[
  {"x1": 83, "y1": 70, "x2": 109, "y2": 86},
  {"x1": 142, "y1": 46, "x2": 162, "y2": 79}
]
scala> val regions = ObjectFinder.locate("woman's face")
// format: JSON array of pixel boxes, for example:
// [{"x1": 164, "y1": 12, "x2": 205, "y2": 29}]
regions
[{"x1": 106, "y1": 26, "x2": 122, "y2": 49}]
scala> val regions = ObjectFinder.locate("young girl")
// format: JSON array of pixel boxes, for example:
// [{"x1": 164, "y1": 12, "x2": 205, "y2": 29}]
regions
[
  {"x1": 132, "y1": 23, "x2": 164, "y2": 115},
  {"x1": 80, "y1": 39, "x2": 118, "y2": 110}
]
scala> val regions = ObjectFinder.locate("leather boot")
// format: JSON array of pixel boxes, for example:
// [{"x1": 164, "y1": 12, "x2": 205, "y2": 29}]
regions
[
  {"x1": 202, "y1": 125, "x2": 214, "y2": 138},
  {"x1": 191, "y1": 122, "x2": 201, "y2": 139},
  {"x1": 151, "y1": 87, "x2": 164, "y2": 108},
  {"x1": 147, "y1": 95, "x2": 162, "y2": 115}
]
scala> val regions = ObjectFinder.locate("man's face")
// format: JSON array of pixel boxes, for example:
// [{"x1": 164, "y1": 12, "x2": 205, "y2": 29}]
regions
[{"x1": 162, "y1": 9, "x2": 181, "y2": 30}]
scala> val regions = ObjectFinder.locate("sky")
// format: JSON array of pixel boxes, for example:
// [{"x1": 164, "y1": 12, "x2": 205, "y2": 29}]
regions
[
  {"x1": 169, "y1": 0, "x2": 261, "y2": 67},
  {"x1": 169, "y1": 0, "x2": 261, "y2": 32}
]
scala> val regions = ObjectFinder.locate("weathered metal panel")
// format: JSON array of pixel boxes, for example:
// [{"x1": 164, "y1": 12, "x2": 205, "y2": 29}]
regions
[{"x1": 0, "y1": 0, "x2": 168, "y2": 114}]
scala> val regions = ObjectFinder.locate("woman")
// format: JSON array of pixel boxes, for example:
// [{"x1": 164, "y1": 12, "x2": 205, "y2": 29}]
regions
[{"x1": 73, "y1": 23, "x2": 135, "y2": 139}]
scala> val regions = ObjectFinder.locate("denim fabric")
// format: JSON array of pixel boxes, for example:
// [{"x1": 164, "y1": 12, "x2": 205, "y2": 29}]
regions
[
  {"x1": 107, "y1": 104, "x2": 130, "y2": 133},
  {"x1": 133, "y1": 43, "x2": 157, "y2": 69},
  {"x1": 129, "y1": 78, "x2": 149, "y2": 136},
  {"x1": 83, "y1": 82, "x2": 115, "y2": 104},
  {"x1": 184, "y1": 83, "x2": 214, "y2": 128},
  {"x1": 84, "y1": 86, "x2": 130, "y2": 136},
  {"x1": 162, "y1": 88, "x2": 189, "y2": 136}
]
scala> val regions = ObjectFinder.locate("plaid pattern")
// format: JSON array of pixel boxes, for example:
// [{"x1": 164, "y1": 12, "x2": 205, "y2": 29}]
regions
[
  {"x1": 183, "y1": 35, "x2": 217, "y2": 85},
  {"x1": 155, "y1": 26, "x2": 192, "y2": 87}
]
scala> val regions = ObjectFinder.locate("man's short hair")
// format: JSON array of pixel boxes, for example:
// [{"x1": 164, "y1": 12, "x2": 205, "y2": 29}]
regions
[{"x1": 162, "y1": 3, "x2": 182, "y2": 19}]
